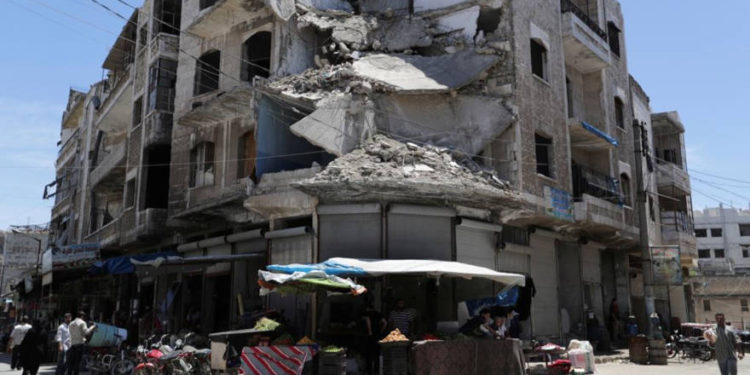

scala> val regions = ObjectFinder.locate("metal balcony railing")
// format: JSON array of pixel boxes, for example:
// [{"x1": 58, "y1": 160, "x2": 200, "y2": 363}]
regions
[
  {"x1": 661, "y1": 211, "x2": 693, "y2": 233},
  {"x1": 572, "y1": 164, "x2": 623, "y2": 205},
  {"x1": 560, "y1": 0, "x2": 608, "y2": 41}
]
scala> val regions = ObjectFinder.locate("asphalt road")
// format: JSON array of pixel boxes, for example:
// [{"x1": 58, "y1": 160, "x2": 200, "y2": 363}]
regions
[{"x1": 596, "y1": 357, "x2": 750, "y2": 375}]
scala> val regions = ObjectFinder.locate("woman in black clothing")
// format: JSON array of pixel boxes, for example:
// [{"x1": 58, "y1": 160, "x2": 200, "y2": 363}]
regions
[{"x1": 19, "y1": 320, "x2": 47, "y2": 375}]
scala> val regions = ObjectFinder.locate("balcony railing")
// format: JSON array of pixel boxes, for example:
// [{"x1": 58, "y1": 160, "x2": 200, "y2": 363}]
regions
[
  {"x1": 560, "y1": 0, "x2": 608, "y2": 41},
  {"x1": 661, "y1": 211, "x2": 693, "y2": 234},
  {"x1": 572, "y1": 164, "x2": 623, "y2": 205}
]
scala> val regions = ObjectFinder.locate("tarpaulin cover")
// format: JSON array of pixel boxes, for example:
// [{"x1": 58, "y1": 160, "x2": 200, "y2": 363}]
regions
[
  {"x1": 240, "y1": 345, "x2": 317, "y2": 375},
  {"x1": 258, "y1": 270, "x2": 366, "y2": 296},
  {"x1": 463, "y1": 286, "x2": 519, "y2": 316},
  {"x1": 267, "y1": 257, "x2": 525, "y2": 287},
  {"x1": 89, "y1": 251, "x2": 178, "y2": 275},
  {"x1": 580, "y1": 121, "x2": 619, "y2": 147}
]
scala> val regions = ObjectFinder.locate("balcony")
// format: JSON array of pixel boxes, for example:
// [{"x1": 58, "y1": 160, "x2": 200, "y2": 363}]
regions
[
  {"x1": 149, "y1": 33, "x2": 179, "y2": 62},
  {"x1": 51, "y1": 194, "x2": 73, "y2": 220},
  {"x1": 143, "y1": 111, "x2": 173, "y2": 148},
  {"x1": 568, "y1": 118, "x2": 618, "y2": 150},
  {"x1": 83, "y1": 216, "x2": 121, "y2": 250},
  {"x1": 97, "y1": 66, "x2": 133, "y2": 133},
  {"x1": 560, "y1": 0, "x2": 610, "y2": 73},
  {"x1": 698, "y1": 258, "x2": 734, "y2": 275},
  {"x1": 178, "y1": 84, "x2": 255, "y2": 127},
  {"x1": 122, "y1": 208, "x2": 168, "y2": 245},
  {"x1": 185, "y1": 0, "x2": 271, "y2": 39},
  {"x1": 89, "y1": 143, "x2": 126, "y2": 188},
  {"x1": 656, "y1": 161, "x2": 690, "y2": 196},
  {"x1": 661, "y1": 211, "x2": 697, "y2": 262}
]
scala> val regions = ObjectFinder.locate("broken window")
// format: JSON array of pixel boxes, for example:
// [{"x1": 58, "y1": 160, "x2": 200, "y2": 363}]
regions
[
  {"x1": 148, "y1": 58, "x2": 177, "y2": 112},
  {"x1": 237, "y1": 131, "x2": 257, "y2": 181},
  {"x1": 241, "y1": 32, "x2": 272, "y2": 82},
  {"x1": 152, "y1": 0, "x2": 181, "y2": 37},
  {"x1": 620, "y1": 173, "x2": 631, "y2": 206},
  {"x1": 475, "y1": 8, "x2": 502, "y2": 38},
  {"x1": 615, "y1": 97, "x2": 624, "y2": 128},
  {"x1": 124, "y1": 178, "x2": 135, "y2": 208},
  {"x1": 695, "y1": 228, "x2": 707, "y2": 237},
  {"x1": 144, "y1": 146, "x2": 170, "y2": 209},
  {"x1": 132, "y1": 96, "x2": 143, "y2": 127},
  {"x1": 194, "y1": 50, "x2": 220, "y2": 96},
  {"x1": 189, "y1": 142, "x2": 215, "y2": 188},
  {"x1": 535, "y1": 133, "x2": 553, "y2": 177},
  {"x1": 608, "y1": 22, "x2": 621, "y2": 57},
  {"x1": 530, "y1": 39, "x2": 547, "y2": 80},
  {"x1": 698, "y1": 249, "x2": 711, "y2": 259},
  {"x1": 199, "y1": 0, "x2": 217, "y2": 10},
  {"x1": 714, "y1": 249, "x2": 725, "y2": 258}
]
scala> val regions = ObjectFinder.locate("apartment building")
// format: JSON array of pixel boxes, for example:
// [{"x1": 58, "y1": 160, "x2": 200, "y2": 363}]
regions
[{"x1": 39, "y1": 0, "x2": 697, "y2": 343}]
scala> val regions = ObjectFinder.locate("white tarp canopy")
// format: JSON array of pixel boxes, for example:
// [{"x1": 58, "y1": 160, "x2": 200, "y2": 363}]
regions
[{"x1": 267, "y1": 257, "x2": 526, "y2": 287}]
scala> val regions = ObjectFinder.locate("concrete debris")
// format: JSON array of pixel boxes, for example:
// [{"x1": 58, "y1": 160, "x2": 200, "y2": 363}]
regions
[
  {"x1": 298, "y1": 13, "x2": 378, "y2": 50},
  {"x1": 373, "y1": 17, "x2": 433, "y2": 51},
  {"x1": 265, "y1": 63, "x2": 388, "y2": 101},
  {"x1": 434, "y1": 5, "x2": 479, "y2": 42},
  {"x1": 296, "y1": 0, "x2": 354, "y2": 13},
  {"x1": 352, "y1": 51, "x2": 500, "y2": 93},
  {"x1": 295, "y1": 135, "x2": 522, "y2": 209}
]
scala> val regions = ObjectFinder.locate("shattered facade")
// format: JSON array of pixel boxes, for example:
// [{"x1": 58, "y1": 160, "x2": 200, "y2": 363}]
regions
[{"x1": 44, "y1": 0, "x2": 697, "y2": 342}]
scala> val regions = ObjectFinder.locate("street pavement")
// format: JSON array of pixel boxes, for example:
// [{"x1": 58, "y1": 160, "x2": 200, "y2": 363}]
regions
[
  {"x1": 596, "y1": 357, "x2": 750, "y2": 375},
  {"x1": 0, "y1": 353, "x2": 58, "y2": 375}
]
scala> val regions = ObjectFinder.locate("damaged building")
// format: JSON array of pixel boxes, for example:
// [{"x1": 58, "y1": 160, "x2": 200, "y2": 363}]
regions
[{"x1": 41, "y1": 0, "x2": 697, "y2": 345}]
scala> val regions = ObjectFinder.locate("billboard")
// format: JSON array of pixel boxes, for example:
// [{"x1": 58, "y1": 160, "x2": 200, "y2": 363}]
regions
[
  {"x1": 650, "y1": 245, "x2": 682, "y2": 285},
  {"x1": 42, "y1": 243, "x2": 101, "y2": 274},
  {"x1": 2, "y1": 231, "x2": 47, "y2": 294}
]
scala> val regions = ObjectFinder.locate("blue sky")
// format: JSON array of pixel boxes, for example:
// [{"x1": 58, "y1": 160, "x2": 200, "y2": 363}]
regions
[{"x1": 0, "y1": 1, "x2": 748, "y2": 229}]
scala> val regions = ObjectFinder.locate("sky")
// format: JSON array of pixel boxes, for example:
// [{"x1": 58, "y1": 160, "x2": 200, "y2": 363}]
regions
[{"x1": 0, "y1": 0, "x2": 748, "y2": 229}]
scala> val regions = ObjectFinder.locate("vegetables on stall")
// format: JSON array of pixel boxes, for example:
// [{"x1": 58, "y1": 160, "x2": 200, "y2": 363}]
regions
[
  {"x1": 321, "y1": 345, "x2": 345, "y2": 353},
  {"x1": 253, "y1": 317, "x2": 281, "y2": 331},
  {"x1": 296, "y1": 336, "x2": 316, "y2": 345},
  {"x1": 379, "y1": 328, "x2": 409, "y2": 343}
]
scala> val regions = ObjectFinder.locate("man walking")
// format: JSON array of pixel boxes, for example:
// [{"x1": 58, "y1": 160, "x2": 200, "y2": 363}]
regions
[
  {"x1": 66, "y1": 311, "x2": 96, "y2": 375},
  {"x1": 55, "y1": 313, "x2": 72, "y2": 375},
  {"x1": 705, "y1": 313, "x2": 745, "y2": 375},
  {"x1": 9, "y1": 316, "x2": 31, "y2": 371}
]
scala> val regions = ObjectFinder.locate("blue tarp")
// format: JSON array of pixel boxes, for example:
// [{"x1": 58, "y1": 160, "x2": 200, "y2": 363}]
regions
[
  {"x1": 464, "y1": 287, "x2": 519, "y2": 316},
  {"x1": 267, "y1": 259, "x2": 368, "y2": 277},
  {"x1": 580, "y1": 121, "x2": 619, "y2": 147},
  {"x1": 89, "y1": 251, "x2": 178, "y2": 275}
]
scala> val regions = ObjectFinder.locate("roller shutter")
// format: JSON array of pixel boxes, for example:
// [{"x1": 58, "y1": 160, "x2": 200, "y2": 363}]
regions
[
  {"x1": 387, "y1": 205, "x2": 454, "y2": 260},
  {"x1": 319, "y1": 204, "x2": 381, "y2": 260}
]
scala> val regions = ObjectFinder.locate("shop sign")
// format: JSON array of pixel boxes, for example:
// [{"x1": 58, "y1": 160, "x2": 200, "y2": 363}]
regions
[
  {"x1": 544, "y1": 186, "x2": 574, "y2": 221},
  {"x1": 650, "y1": 245, "x2": 682, "y2": 285},
  {"x1": 42, "y1": 243, "x2": 101, "y2": 273}
]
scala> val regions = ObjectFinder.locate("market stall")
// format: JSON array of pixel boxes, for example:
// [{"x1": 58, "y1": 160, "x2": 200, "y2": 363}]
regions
[{"x1": 264, "y1": 257, "x2": 528, "y2": 375}]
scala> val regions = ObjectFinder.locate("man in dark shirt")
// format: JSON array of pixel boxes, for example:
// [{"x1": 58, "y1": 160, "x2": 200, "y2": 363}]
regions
[{"x1": 388, "y1": 299, "x2": 416, "y2": 336}]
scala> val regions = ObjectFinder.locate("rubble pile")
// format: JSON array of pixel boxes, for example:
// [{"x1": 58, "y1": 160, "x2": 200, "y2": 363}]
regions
[
  {"x1": 265, "y1": 63, "x2": 384, "y2": 99},
  {"x1": 295, "y1": 135, "x2": 522, "y2": 207}
]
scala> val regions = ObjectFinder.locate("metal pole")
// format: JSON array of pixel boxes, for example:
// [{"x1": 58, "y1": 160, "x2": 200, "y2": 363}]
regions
[{"x1": 633, "y1": 120, "x2": 656, "y2": 337}]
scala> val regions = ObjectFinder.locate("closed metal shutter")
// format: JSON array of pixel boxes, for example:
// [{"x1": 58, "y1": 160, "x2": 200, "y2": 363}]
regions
[
  {"x1": 529, "y1": 236, "x2": 559, "y2": 337},
  {"x1": 270, "y1": 234, "x2": 313, "y2": 265},
  {"x1": 455, "y1": 225, "x2": 498, "y2": 268},
  {"x1": 497, "y1": 250, "x2": 530, "y2": 274},
  {"x1": 387, "y1": 205, "x2": 454, "y2": 260},
  {"x1": 319, "y1": 204, "x2": 381, "y2": 260}
]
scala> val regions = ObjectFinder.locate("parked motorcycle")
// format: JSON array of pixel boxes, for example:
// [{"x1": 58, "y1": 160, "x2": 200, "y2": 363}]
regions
[
  {"x1": 678, "y1": 336, "x2": 713, "y2": 362},
  {"x1": 83, "y1": 344, "x2": 136, "y2": 375}
]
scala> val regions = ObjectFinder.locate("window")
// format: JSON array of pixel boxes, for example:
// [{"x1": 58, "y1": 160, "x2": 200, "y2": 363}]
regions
[
  {"x1": 743, "y1": 247, "x2": 749, "y2": 258},
  {"x1": 530, "y1": 39, "x2": 547, "y2": 80},
  {"x1": 740, "y1": 224, "x2": 750, "y2": 237},
  {"x1": 648, "y1": 197, "x2": 655, "y2": 222},
  {"x1": 241, "y1": 32, "x2": 272, "y2": 82},
  {"x1": 189, "y1": 142, "x2": 215, "y2": 188},
  {"x1": 620, "y1": 173, "x2": 631, "y2": 206},
  {"x1": 698, "y1": 249, "x2": 711, "y2": 259},
  {"x1": 502, "y1": 225, "x2": 530, "y2": 246},
  {"x1": 714, "y1": 249, "x2": 725, "y2": 258},
  {"x1": 148, "y1": 59, "x2": 177, "y2": 111},
  {"x1": 703, "y1": 299, "x2": 711, "y2": 312},
  {"x1": 711, "y1": 228, "x2": 723, "y2": 237},
  {"x1": 695, "y1": 228, "x2": 707, "y2": 237},
  {"x1": 607, "y1": 22, "x2": 621, "y2": 57},
  {"x1": 152, "y1": 0, "x2": 180, "y2": 37},
  {"x1": 662, "y1": 149, "x2": 678, "y2": 164},
  {"x1": 742, "y1": 299, "x2": 749, "y2": 312},
  {"x1": 194, "y1": 50, "x2": 221, "y2": 96},
  {"x1": 124, "y1": 179, "x2": 135, "y2": 208},
  {"x1": 614, "y1": 97, "x2": 625, "y2": 128},
  {"x1": 237, "y1": 131, "x2": 257, "y2": 181},
  {"x1": 132, "y1": 96, "x2": 143, "y2": 127},
  {"x1": 566, "y1": 77, "x2": 575, "y2": 118},
  {"x1": 535, "y1": 133, "x2": 553, "y2": 177},
  {"x1": 199, "y1": 0, "x2": 217, "y2": 10}
]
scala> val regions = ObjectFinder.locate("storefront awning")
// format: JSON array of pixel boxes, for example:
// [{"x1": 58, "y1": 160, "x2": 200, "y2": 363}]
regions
[
  {"x1": 267, "y1": 257, "x2": 526, "y2": 287},
  {"x1": 568, "y1": 120, "x2": 619, "y2": 150},
  {"x1": 132, "y1": 253, "x2": 264, "y2": 268},
  {"x1": 89, "y1": 251, "x2": 177, "y2": 275}
]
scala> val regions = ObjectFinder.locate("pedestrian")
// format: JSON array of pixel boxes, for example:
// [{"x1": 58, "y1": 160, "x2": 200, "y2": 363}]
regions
[
  {"x1": 9, "y1": 316, "x2": 32, "y2": 371},
  {"x1": 55, "y1": 313, "x2": 72, "y2": 375},
  {"x1": 387, "y1": 299, "x2": 416, "y2": 337},
  {"x1": 609, "y1": 297, "x2": 620, "y2": 341},
  {"x1": 19, "y1": 320, "x2": 47, "y2": 375},
  {"x1": 360, "y1": 303, "x2": 386, "y2": 375},
  {"x1": 66, "y1": 311, "x2": 97, "y2": 375},
  {"x1": 705, "y1": 313, "x2": 744, "y2": 375}
]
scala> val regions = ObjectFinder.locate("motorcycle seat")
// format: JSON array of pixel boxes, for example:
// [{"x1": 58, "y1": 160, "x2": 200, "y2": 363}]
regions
[
  {"x1": 194, "y1": 349, "x2": 211, "y2": 355},
  {"x1": 160, "y1": 351, "x2": 181, "y2": 361}
]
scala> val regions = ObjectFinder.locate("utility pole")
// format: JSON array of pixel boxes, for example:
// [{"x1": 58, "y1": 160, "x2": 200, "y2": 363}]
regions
[{"x1": 633, "y1": 119, "x2": 656, "y2": 337}]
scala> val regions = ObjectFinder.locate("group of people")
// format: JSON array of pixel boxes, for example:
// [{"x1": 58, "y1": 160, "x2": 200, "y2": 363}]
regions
[
  {"x1": 460, "y1": 308, "x2": 521, "y2": 340},
  {"x1": 7, "y1": 311, "x2": 96, "y2": 375}
]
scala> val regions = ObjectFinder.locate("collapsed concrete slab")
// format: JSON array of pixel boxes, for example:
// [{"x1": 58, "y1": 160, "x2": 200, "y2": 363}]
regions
[
  {"x1": 294, "y1": 135, "x2": 523, "y2": 210},
  {"x1": 351, "y1": 51, "x2": 499, "y2": 93},
  {"x1": 375, "y1": 94, "x2": 514, "y2": 154}
]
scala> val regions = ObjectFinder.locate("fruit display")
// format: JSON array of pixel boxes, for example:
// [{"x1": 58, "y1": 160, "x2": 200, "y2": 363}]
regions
[
  {"x1": 379, "y1": 328, "x2": 409, "y2": 343},
  {"x1": 253, "y1": 317, "x2": 280, "y2": 331}
]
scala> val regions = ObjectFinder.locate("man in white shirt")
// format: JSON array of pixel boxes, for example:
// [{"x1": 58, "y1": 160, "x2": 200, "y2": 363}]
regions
[
  {"x1": 9, "y1": 316, "x2": 31, "y2": 370},
  {"x1": 66, "y1": 311, "x2": 96, "y2": 375},
  {"x1": 55, "y1": 313, "x2": 72, "y2": 375}
]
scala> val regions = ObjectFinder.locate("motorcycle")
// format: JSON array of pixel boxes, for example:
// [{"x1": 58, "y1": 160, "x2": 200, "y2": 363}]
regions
[
  {"x1": 666, "y1": 331, "x2": 683, "y2": 359},
  {"x1": 83, "y1": 344, "x2": 136, "y2": 375},
  {"x1": 678, "y1": 336, "x2": 713, "y2": 362}
]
